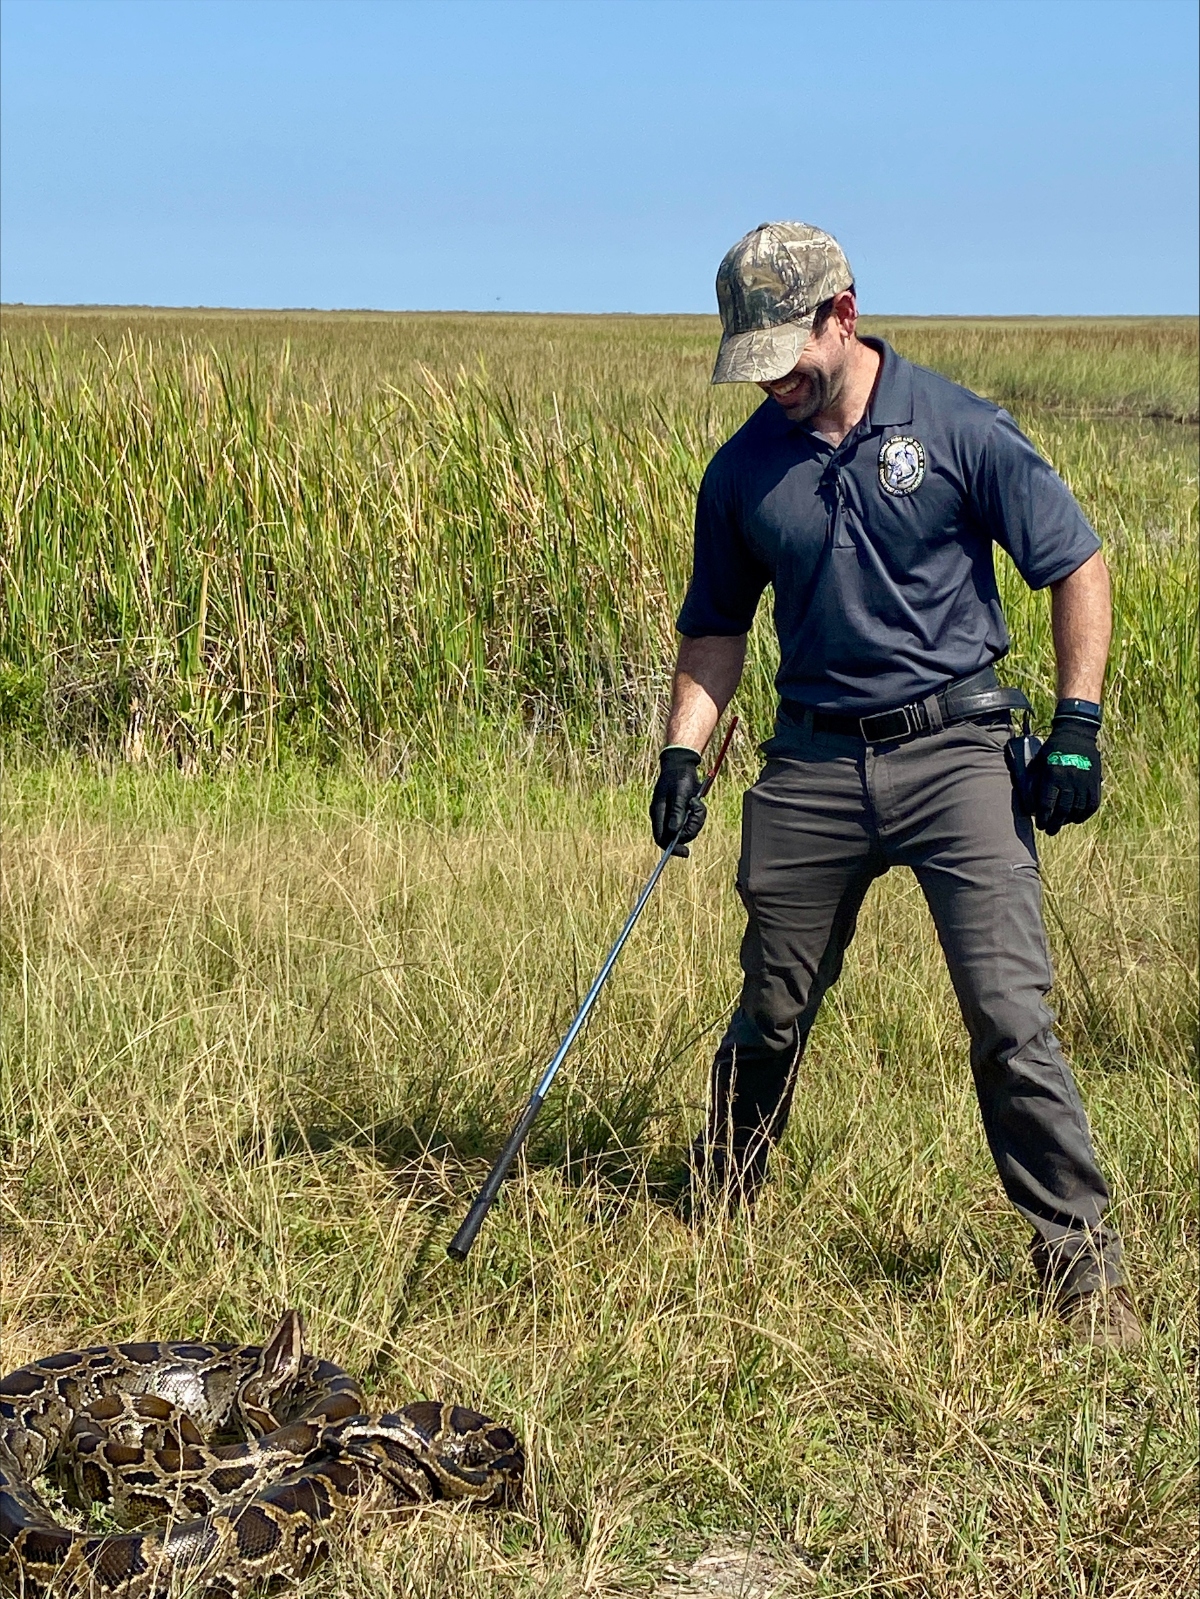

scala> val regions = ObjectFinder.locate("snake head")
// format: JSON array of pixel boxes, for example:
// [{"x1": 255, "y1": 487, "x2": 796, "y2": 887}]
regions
[
  {"x1": 344, "y1": 1402, "x2": 524, "y2": 1508},
  {"x1": 235, "y1": 1309, "x2": 306, "y2": 1435}
]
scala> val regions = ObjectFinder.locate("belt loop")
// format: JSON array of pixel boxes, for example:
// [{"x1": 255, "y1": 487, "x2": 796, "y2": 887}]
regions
[
  {"x1": 803, "y1": 708, "x2": 815, "y2": 737},
  {"x1": 923, "y1": 694, "x2": 945, "y2": 732}
]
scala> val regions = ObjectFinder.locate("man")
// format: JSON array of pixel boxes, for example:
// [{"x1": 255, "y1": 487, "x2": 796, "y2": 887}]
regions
[{"x1": 650, "y1": 222, "x2": 1139, "y2": 1349}]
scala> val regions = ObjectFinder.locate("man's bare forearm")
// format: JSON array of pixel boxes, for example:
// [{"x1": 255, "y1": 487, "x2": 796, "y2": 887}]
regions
[
  {"x1": 1050, "y1": 551, "x2": 1111, "y2": 702},
  {"x1": 663, "y1": 634, "x2": 747, "y2": 753}
]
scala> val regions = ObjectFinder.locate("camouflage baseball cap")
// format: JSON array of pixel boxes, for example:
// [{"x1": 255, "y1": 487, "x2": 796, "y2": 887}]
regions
[{"x1": 711, "y1": 222, "x2": 854, "y2": 384}]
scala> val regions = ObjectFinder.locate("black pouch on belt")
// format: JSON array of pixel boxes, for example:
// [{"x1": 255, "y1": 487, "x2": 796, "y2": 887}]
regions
[
  {"x1": 1004, "y1": 711, "x2": 1043, "y2": 815},
  {"x1": 939, "y1": 672, "x2": 1040, "y2": 815}
]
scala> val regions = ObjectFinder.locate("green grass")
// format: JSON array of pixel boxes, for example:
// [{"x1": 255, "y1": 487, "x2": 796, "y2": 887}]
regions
[
  {"x1": 1, "y1": 310, "x2": 1197, "y2": 1596},
  {"x1": 1, "y1": 310, "x2": 1196, "y2": 763},
  {"x1": 3, "y1": 308, "x2": 1196, "y2": 421}
]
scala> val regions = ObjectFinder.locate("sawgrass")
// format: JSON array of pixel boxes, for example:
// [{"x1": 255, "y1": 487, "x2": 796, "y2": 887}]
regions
[
  {"x1": 2, "y1": 310, "x2": 1197, "y2": 1595},
  {"x1": 2, "y1": 755, "x2": 1196, "y2": 1597},
  {"x1": 3, "y1": 308, "x2": 1197, "y2": 421},
  {"x1": 1, "y1": 311, "x2": 1196, "y2": 764}
]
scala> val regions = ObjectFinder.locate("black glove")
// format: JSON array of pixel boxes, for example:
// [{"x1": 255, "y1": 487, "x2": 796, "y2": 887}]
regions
[
  {"x1": 650, "y1": 746, "x2": 706, "y2": 857},
  {"x1": 1028, "y1": 709, "x2": 1102, "y2": 834}
]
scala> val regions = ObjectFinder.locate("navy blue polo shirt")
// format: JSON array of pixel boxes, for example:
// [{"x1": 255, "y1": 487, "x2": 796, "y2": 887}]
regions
[{"x1": 677, "y1": 338, "x2": 1100, "y2": 716}]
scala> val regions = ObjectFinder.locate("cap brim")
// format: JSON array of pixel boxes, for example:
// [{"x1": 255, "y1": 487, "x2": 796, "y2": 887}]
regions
[{"x1": 710, "y1": 317, "x2": 813, "y2": 385}]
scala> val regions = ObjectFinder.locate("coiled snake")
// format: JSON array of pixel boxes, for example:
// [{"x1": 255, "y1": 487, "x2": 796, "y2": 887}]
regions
[{"x1": 0, "y1": 1310, "x2": 523, "y2": 1596}]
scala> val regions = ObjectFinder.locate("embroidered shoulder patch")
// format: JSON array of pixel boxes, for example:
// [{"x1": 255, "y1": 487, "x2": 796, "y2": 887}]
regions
[{"x1": 878, "y1": 435, "x2": 926, "y2": 496}]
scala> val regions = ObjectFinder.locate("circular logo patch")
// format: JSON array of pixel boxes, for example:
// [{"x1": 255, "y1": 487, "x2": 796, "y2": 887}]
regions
[{"x1": 878, "y1": 435, "x2": 926, "y2": 496}]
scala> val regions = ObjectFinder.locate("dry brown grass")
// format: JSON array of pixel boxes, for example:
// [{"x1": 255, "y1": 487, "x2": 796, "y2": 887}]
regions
[{"x1": 3, "y1": 755, "x2": 1195, "y2": 1596}]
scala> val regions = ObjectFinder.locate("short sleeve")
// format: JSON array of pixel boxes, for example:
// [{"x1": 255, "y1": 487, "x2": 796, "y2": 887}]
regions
[
  {"x1": 676, "y1": 458, "x2": 771, "y2": 636},
  {"x1": 971, "y1": 410, "x2": 1101, "y2": 590}
]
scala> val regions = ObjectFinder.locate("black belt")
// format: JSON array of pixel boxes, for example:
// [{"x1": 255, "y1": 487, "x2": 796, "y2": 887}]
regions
[{"x1": 788, "y1": 668, "x2": 1031, "y2": 745}]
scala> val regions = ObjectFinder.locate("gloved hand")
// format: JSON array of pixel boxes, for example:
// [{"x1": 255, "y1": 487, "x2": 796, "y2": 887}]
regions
[
  {"x1": 650, "y1": 746, "x2": 706, "y2": 857},
  {"x1": 1028, "y1": 710, "x2": 1102, "y2": 834}
]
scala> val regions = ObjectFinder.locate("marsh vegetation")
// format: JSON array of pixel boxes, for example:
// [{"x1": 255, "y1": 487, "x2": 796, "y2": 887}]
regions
[{"x1": 2, "y1": 309, "x2": 1196, "y2": 1595}]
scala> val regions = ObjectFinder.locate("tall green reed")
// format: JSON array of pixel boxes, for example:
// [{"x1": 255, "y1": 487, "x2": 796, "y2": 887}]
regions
[{"x1": 2, "y1": 323, "x2": 1195, "y2": 764}]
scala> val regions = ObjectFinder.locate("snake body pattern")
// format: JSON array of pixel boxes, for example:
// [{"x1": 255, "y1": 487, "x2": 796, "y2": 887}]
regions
[{"x1": 0, "y1": 1311, "x2": 523, "y2": 1596}]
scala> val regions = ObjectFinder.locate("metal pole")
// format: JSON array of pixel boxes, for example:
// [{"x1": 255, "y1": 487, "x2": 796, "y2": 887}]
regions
[{"x1": 446, "y1": 717, "x2": 738, "y2": 1260}]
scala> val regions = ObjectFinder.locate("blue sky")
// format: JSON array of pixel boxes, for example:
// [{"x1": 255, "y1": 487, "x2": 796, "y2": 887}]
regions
[{"x1": 1, "y1": 0, "x2": 1196, "y2": 314}]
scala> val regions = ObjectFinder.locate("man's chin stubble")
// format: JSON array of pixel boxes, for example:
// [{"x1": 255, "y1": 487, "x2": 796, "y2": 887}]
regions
[
  {"x1": 782, "y1": 395, "x2": 820, "y2": 422},
  {"x1": 777, "y1": 369, "x2": 833, "y2": 422}
]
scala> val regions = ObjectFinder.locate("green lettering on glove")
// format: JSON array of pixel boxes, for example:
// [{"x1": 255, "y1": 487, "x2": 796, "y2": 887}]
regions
[{"x1": 1029, "y1": 713, "x2": 1102, "y2": 834}]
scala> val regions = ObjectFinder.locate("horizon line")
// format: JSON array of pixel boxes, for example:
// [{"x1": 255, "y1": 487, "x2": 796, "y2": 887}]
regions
[{"x1": 3, "y1": 302, "x2": 1198, "y2": 321}]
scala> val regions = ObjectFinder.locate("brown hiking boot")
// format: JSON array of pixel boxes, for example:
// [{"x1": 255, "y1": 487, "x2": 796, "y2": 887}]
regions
[{"x1": 1059, "y1": 1283, "x2": 1142, "y2": 1350}]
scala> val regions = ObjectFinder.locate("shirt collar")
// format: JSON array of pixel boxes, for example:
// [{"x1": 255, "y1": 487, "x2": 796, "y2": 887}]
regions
[{"x1": 861, "y1": 337, "x2": 913, "y2": 428}]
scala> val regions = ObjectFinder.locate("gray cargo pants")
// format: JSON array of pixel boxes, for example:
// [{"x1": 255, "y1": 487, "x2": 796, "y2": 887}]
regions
[{"x1": 702, "y1": 713, "x2": 1122, "y2": 1296}]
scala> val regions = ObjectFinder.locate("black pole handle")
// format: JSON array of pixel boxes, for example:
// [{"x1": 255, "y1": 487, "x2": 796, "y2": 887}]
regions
[{"x1": 445, "y1": 1091, "x2": 544, "y2": 1260}]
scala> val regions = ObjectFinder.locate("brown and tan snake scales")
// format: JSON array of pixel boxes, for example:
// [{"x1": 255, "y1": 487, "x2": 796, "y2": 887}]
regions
[{"x1": 0, "y1": 1310, "x2": 523, "y2": 1596}]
